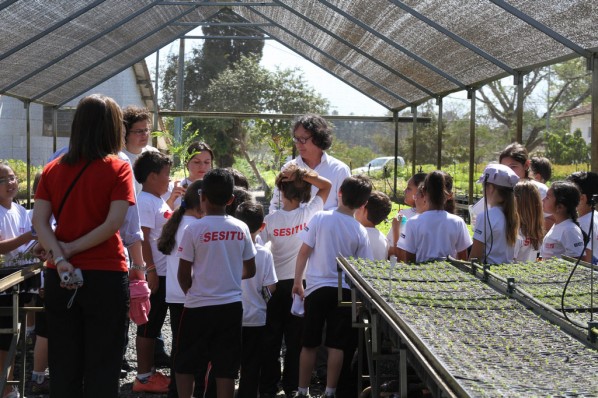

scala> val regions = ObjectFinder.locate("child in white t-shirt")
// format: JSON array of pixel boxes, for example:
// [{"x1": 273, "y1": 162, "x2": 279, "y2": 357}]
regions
[
  {"x1": 469, "y1": 164, "x2": 519, "y2": 264},
  {"x1": 387, "y1": 173, "x2": 426, "y2": 258},
  {"x1": 541, "y1": 181, "x2": 590, "y2": 261},
  {"x1": 175, "y1": 169, "x2": 256, "y2": 398},
  {"x1": 235, "y1": 201, "x2": 277, "y2": 398},
  {"x1": 355, "y1": 191, "x2": 392, "y2": 261},
  {"x1": 0, "y1": 162, "x2": 36, "y2": 398},
  {"x1": 132, "y1": 151, "x2": 173, "y2": 393},
  {"x1": 292, "y1": 175, "x2": 373, "y2": 398},
  {"x1": 157, "y1": 179, "x2": 212, "y2": 397},
  {"x1": 566, "y1": 171, "x2": 598, "y2": 264},
  {"x1": 402, "y1": 171, "x2": 472, "y2": 263},
  {"x1": 258, "y1": 165, "x2": 331, "y2": 397},
  {"x1": 513, "y1": 181, "x2": 544, "y2": 262}
]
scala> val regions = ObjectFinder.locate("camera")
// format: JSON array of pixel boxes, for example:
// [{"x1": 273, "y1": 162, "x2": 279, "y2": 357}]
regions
[{"x1": 60, "y1": 268, "x2": 84, "y2": 287}]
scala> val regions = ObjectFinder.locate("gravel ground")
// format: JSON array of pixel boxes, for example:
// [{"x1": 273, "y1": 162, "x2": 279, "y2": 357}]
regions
[{"x1": 18, "y1": 312, "x2": 329, "y2": 398}]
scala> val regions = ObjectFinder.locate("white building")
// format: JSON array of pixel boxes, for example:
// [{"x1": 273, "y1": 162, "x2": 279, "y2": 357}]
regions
[
  {"x1": 0, "y1": 61, "x2": 158, "y2": 167},
  {"x1": 557, "y1": 104, "x2": 592, "y2": 144}
]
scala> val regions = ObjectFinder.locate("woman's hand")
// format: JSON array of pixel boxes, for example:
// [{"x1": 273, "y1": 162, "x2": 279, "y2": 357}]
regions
[{"x1": 55, "y1": 259, "x2": 79, "y2": 290}]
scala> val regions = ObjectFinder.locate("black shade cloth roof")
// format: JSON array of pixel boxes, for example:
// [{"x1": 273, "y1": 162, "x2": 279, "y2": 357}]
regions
[{"x1": 0, "y1": 0, "x2": 596, "y2": 110}]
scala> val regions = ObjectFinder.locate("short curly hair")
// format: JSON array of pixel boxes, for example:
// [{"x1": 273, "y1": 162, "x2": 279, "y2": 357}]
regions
[
  {"x1": 123, "y1": 106, "x2": 151, "y2": 141},
  {"x1": 292, "y1": 114, "x2": 333, "y2": 151}
]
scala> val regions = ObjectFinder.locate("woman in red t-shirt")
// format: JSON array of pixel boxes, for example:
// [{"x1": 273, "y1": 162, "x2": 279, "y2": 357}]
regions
[{"x1": 32, "y1": 94, "x2": 135, "y2": 398}]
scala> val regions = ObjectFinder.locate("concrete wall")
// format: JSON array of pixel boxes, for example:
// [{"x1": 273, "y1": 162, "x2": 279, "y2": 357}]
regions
[
  {"x1": 0, "y1": 67, "x2": 145, "y2": 167},
  {"x1": 570, "y1": 113, "x2": 591, "y2": 144}
]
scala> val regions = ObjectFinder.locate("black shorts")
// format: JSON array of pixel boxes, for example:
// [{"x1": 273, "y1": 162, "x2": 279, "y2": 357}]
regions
[
  {"x1": 302, "y1": 287, "x2": 355, "y2": 350},
  {"x1": 174, "y1": 302, "x2": 242, "y2": 379},
  {"x1": 136, "y1": 276, "x2": 168, "y2": 339}
]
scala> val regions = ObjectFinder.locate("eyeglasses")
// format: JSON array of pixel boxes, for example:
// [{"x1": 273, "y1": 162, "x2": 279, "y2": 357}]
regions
[
  {"x1": 292, "y1": 135, "x2": 312, "y2": 145},
  {"x1": 129, "y1": 128, "x2": 150, "y2": 135},
  {"x1": 0, "y1": 176, "x2": 17, "y2": 185}
]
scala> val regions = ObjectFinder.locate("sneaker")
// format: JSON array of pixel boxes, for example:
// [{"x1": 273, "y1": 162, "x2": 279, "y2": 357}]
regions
[
  {"x1": 132, "y1": 372, "x2": 170, "y2": 394},
  {"x1": 3, "y1": 386, "x2": 20, "y2": 398},
  {"x1": 30, "y1": 378, "x2": 50, "y2": 394}
]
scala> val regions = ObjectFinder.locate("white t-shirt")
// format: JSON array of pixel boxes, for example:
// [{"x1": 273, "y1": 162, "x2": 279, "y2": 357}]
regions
[
  {"x1": 366, "y1": 227, "x2": 388, "y2": 261},
  {"x1": 471, "y1": 180, "x2": 549, "y2": 225},
  {"x1": 399, "y1": 210, "x2": 472, "y2": 263},
  {"x1": 241, "y1": 243, "x2": 278, "y2": 327},
  {"x1": 177, "y1": 215, "x2": 257, "y2": 308},
  {"x1": 137, "y1": 191, "x2": 172, "y2": 276},
  {"x1": 386, "y1": 206, "x2": 417, "y2": 246},
  {"x1": 122, "y1": 146, "x2": 159, "y2": 195},
  {"x1": 514, "y1": 231, "x2": 540, "y2": 262},
  {"x1": 578, "y1": 211, "x2": 598, "y2": 263},
  {"x1": 0, "y1": 203, "x2": 32, "y2": 263},
  {"x1": 472, "y1": 206, "x2": 514, "y2": 264},
  {"x1": 541, "y1": 219, "x2": 585, "y2": 260},
  {"x1": 165, "y1": 215, "x2": 197, "y2": 304},
  {"x1": 269, "y1": 152, "x2": 350, "y2": 213},
  {"x1": 260, "y1": 196, "x2": 323, "y2": 280},
  {"x1": 396, "y1": 213, "x2": 420, "y2": 251},
  {"x1": 298, "y1": 210, "x2": 373, "y2": 296}
]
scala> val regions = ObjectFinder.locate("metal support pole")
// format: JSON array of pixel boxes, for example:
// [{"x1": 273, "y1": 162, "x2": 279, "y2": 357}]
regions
[
  {"x1": 468, "y1": 89, "x2": 476, "y2": 204},
  {"x1": 174, "y1": 38, "x2": 185, "y2": 145},
  {"x1": 393, "y1": 110, "x2": 399, "y2": 200},
  {"x1": 437, "y1": 97, "x2": 443, "y2": 170},
  {"x1": 411, "y1": 106, "x2": 417, "y2": 176},
  {"x1": 592, "y1": 54, "x2": 598, "y2": 173},
  {"x1": 25, "y1": 102, "x2": 31, "y2": 209},
  {"x1": 154, "y1": 49, "x2": 160, "y2": 132},
  {"x1": 52, "y1": 107, "x2": 58, "y2": 154},
  {"x1": 515, "y1": 72, "x2": 524, "y2": 143}
]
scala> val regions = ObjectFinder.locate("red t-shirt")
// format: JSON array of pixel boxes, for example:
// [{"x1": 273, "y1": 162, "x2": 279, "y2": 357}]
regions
[{"x1": 36, "y1": 156, "x2": 135, "y2": 272}]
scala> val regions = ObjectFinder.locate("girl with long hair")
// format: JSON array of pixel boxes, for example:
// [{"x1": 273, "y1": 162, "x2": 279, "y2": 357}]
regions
[
  {"x1": 402, "y1": 171, "x2": 472, "y2": 263},
  {"x1": 513, "y1": 181, "x2": 544, "y2": 262},
  {"x1": 469, "y1": 164, "x2": 519, "y2": 264},
  {"x1": 541, "y1": 181, "x2": 590, "y2": 261}
]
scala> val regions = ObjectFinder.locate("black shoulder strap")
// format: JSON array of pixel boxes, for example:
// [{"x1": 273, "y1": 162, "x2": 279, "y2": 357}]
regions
[{"x1": 56, "y1": 160, "x2": 92, "y2": 222}]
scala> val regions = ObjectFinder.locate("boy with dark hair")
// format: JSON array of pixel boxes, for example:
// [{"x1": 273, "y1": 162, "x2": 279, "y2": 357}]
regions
[
  {"x1": 259, "y1": 165, "x2": 331, "y2": 397},
  {"x1": 355, "y1": 191, "x2": 393, "y2": 260},
  {"x1": 566, "y1": 171, "x2": 598, "y2": 263},
  {"x1": 225, "y1": 167, "x2": 250, "y2": 190},
  {"x1": 235, "y1": 202, "x2": 278, "y2": 398},
  {"x1": 176, "y1": 168, "x2": 256, "y2": 398},
  {"x1": 292, "y1": 175, "x2": 373, "y2": 398},
  {"x1": 132, "y1": 150, "x2": 173, "y2": 393},
  {"x1": 531, "y1": 156, "x2": 552, "y2": 183}
]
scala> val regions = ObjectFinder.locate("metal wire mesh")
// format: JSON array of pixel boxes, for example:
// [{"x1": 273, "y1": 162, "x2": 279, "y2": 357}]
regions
[{"x1": 346, "y1": 257, "x2": 598, "y2": 397}]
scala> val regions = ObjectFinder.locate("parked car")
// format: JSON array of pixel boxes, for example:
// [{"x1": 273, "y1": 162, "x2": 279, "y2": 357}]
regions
[{"x1": 352, "y1": 156, "x2": 405, "y2": 176}]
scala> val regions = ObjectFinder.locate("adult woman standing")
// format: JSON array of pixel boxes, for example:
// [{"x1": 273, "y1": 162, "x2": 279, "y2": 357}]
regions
[
  {"x1": 32, "y1": 94, "x2": 135, "y2": 398},
  {"x1": 180, "y1": 141, "x2": 214, "y2": 187},
  {"x1": 269, "y1": 114, "x2": 350, "y2": 213}
]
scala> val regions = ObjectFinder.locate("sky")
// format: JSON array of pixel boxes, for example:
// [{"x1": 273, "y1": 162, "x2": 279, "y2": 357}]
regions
[{"x1": 146, "y1": 38, "x2": 390, "y2": 116}]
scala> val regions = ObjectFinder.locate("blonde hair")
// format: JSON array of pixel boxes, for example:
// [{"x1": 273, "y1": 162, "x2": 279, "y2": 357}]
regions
[{"x1": 514, "y1": 181, "x2": 544, "y2": 250}]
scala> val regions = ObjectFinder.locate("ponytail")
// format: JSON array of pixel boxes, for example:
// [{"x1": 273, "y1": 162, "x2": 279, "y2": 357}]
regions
[
  {"x1": 552, "y1": 181, "x2": 588, "y2": 245},
  {"x1": 158, "y1": 207, "x2": 186, "y2": 255},
  {"x1": 157, "y1": 179, "x2": 204, "y2": 255},
  {"x1": 423, "y1": 171, "x2": 447, "y2": 210}
]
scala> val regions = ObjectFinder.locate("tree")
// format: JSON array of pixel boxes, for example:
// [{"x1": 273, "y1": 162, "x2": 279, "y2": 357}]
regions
[
  {"x1": 160, "y1": 8, "x2": 264, "y2": 111},
  {"x1": 477, "y1": 58, "x2": 591, "y2": 151},
  {"x1": 197, "y1": 55, "x2": 329, "y2": 190},
  {"x1": 544, "y1": 128, "x2": 589, "y2": 165}
]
